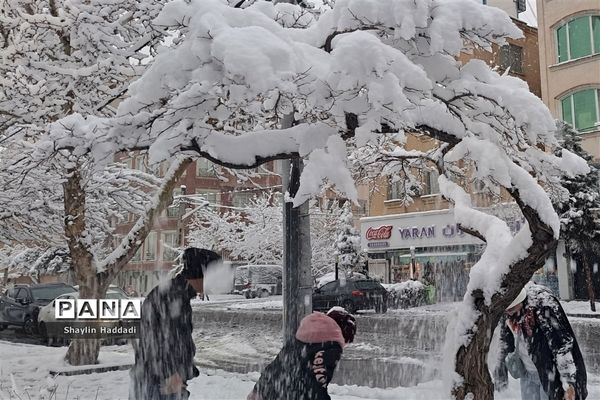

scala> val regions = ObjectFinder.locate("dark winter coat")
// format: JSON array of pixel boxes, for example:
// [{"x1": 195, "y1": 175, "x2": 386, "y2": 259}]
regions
[
  {"x1": 129, "y1": 275, "x2": 199, "y2": 400},
  {"x1": 495, "y1": 284, "x2": 587, "y2": 400},
  {"x1": 250, "y1": 339, "x2": 343, "y2": 400}
]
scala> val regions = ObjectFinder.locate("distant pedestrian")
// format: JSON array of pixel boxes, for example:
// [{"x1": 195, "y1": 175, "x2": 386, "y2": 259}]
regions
[
  {"x1": 495, "y1": 284, "x2": 587, "y2": 400},
  {"x1": 129, "y1": 248, "x2": 221, "y2": 400}
]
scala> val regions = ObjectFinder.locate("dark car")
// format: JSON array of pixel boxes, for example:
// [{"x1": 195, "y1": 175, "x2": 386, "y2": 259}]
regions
[
  {"x1": 0, "y1": 283, "x2": 76, "y2": 334},
  {"x1": 312, "y1": 279, "x2": 388, "y2": 314}
]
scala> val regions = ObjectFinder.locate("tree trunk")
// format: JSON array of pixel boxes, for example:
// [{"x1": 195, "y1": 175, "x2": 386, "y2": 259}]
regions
[
  {"x1": 452, "y1": 201, "x2": 557, "y2": 400},
  {"x1": 581, "y1": 255, "x2": 597, "y2": 312},
  {"x1": 64, "y1": 279, "x2": 109, "y2": 365}
]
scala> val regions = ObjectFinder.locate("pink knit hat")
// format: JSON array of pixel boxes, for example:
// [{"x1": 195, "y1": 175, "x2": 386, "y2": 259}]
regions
[{"x1": 295, "y1": 312, "x2": 345, "y2": 348}]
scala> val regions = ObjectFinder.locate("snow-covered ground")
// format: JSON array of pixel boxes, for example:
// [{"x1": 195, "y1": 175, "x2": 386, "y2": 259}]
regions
[{"x1": 2, "y1": 340, "x2": 598, "y2": 400}]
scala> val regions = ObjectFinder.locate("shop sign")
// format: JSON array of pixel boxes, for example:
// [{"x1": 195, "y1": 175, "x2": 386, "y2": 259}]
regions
[
  {"x1": 398, "y1": 225, "x2": 436, "y2": 240},
  {"x1": 366, "y1": 225, "x2": 393, "y2": 240}
]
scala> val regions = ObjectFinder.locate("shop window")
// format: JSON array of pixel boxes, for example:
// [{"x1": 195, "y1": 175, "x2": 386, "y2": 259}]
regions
[
  {"x1": 499, "y1": 44, "x2": 522, "y2": 73},
  {"x1": 561, "y1": 88, "x2": 600, "y2": 133},
  {"x1": 556, "y1": 15, "x2": 600, "y2": 63}
]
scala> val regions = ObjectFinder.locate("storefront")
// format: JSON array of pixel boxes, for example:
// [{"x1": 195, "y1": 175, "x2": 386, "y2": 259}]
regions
[{"x1": 359, "y1": 209, "x2": 555, "y2": 302}]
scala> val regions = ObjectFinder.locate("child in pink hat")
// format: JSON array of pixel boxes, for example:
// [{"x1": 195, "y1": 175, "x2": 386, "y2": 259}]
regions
[{"x1": 247, "y1": 310, "x2": 356, "y2": 400}]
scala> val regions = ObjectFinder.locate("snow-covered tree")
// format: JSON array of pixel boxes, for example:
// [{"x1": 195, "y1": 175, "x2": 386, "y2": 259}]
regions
[
  {"x1": 334, "y1": 202, "x2": 364, "y2": 273},
  {"x1": 554, "y1": 121, "x2": 600, "y2": 312},
  {"x1": 37, "y1": 0, "x2": 590, "y2": 396},
  {"x1": 187, "y1": 192, "x2": 343, "y2": 276},
  {"x1": 189, "y1": 192, "x2": 284, "y2": 264},
  {"x1": 0, "y1": 0, "x2": 190, "y2": 365}
]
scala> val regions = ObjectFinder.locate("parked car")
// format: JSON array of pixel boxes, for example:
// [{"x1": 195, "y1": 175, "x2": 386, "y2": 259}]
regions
[
  {"x1": 0, "y1": 283, "x2": 76, "y2": 334},
  {"x1": 233, "y1": 265, "x2": 283, "y2": 299},
  {"x1": 312, "y1": 278, "x2": 388, "y2": 314},
  {"x1": 37, "y1": 288, "x2": 129, "y2": 345}
]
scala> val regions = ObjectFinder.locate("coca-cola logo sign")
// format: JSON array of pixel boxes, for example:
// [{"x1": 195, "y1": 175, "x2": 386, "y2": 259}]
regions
[{"x1": 366, "y1": 225, "x2": 393, "y2": 240}]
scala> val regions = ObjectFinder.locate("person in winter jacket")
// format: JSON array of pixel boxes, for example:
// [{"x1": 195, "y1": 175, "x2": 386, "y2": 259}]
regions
[
  {"x1": 129, "y1": 248, "x2": 221, "y2": 400},
  {"x1": 495, "y1": 284, "x2": 587, "y2": 400},
  {"x1": 247, "y1": 308, "x2": 356, "y2": 400}
]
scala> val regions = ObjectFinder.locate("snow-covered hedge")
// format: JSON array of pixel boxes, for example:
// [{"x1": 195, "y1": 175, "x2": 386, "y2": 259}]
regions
[{"x1": 384, "y1": 280, "x2": 426, "y2": 309}]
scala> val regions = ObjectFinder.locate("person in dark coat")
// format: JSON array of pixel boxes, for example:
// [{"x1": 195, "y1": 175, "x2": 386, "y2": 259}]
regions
[
  {"x1": 495, "y1": 284, "x2": 587, "y2": 400},
  {"x1": 129, "y1": 248, "x2": 221, "y2": 400},
  {"x1": 247, "y1": 308, "x2": 356, "y2": 400}
]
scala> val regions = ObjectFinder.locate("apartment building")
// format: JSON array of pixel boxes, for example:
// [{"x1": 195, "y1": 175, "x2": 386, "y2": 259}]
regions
[{"x1": 537, "y1": 0, "x2": 600, "y2": 299}]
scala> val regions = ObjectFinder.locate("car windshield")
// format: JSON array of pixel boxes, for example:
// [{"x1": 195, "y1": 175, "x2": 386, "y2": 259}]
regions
[
  {"x1": 30, "y1": 286, "x2": 76, "y2": 301},
  {"x1": 106, "y1": 291, "x2": 127, "y2": 299}
]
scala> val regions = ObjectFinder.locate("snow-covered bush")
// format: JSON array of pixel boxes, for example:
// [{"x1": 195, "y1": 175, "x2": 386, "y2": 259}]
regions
[{"x1": 385, "y1": 280, "x2": 426, "y2": 309}]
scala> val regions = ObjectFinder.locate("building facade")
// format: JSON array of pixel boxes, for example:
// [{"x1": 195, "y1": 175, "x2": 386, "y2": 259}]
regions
[
  {"x1": 538, "y1": 0, "x2": 600, "y2": 161},
  {"x1": 537, "y1": 0, "x2": 600, "y2": 299}
]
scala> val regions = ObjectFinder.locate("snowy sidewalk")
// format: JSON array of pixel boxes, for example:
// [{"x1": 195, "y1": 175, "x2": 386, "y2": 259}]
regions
[{"x1": 1, "y1": 340, "x2": 598, "y2": 400}]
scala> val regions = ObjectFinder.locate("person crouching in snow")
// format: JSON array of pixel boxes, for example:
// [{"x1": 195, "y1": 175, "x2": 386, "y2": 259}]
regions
[
  {"x1": 495, "y1": 284, "x2": 587, "y2": 400},
  {"x1": 129, "y1": 248, "x2": 221, "y2": 400},
  {"x1": 247, "y1": 308, "x2": 356, "y2": 400}
]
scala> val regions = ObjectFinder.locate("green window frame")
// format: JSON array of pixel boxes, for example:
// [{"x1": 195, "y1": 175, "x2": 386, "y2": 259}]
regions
[
  {"x1": 556, "y1": 15, "x2": 600, "y2": 62},
  {"x1": 560, "y1": 88, "x2": 600, "y2": 133}
]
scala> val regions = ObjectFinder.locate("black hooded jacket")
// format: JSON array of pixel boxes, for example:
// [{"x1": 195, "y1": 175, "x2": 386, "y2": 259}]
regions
[
  {"x1": 130, "y1": 274, "x2": 199, "y2": 399},
  {"x1": 495, "y1": 285, "x2": 587, "y2": 400},
  {"x1": 252, "y1": 339, "x2": 343, "y2": 400}
]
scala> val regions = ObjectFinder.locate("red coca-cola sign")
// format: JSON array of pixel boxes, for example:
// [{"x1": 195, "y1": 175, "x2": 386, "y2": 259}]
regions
[{"x1": 366, "y1": 225, "x2": 393, "y2": 240}]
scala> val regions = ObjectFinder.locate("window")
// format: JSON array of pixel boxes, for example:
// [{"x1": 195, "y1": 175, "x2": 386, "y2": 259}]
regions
[
  {"x1": 15, "y1": 288, "x2": 29, "y2": 302},
  {"x1": 319, "y1": 281, "x2": 339, "y2": 293},
  {"x1": 556, "y1": 15, "x2": 600, "y2": 62},
  {"x1": 499, "y1": 44, "x2": 523, "y2": 73},
  {"x1": 387, "y1": 181, "x2": 403, "y2": 200},
  {"x1": 561, "y1": 88, "x2": 600, "y2": 132},
  {"x1": 233, "y1": 192, "x2": 254, "y2": 207},
  {"x1": 134, "y1": 155, "x2": 146, "y2": 172},
  {"x1": 144, "y1": 232, "x2": 157, "y2": 261},
  {"x1": 162, "y1": 231, "x2": 179, "y2": 261},
  {"x1": 132, "y1": 248, "x2": 141, "y2": 262},
  {"x1": 423, "y1": 170, "x2": 440, "y2": 195},
  {"x1": 196, "y1": 159, "x2": 216, "y2": 177},
  {"x1": 195, "y1": 188, "x2": 219, "y2": 206},
  {"x1": 123, "y1": 158, "x2": 133, "y2": 169},
  {"x1": 167, "y1": 188, "x2": 183, "y2": 218}
]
